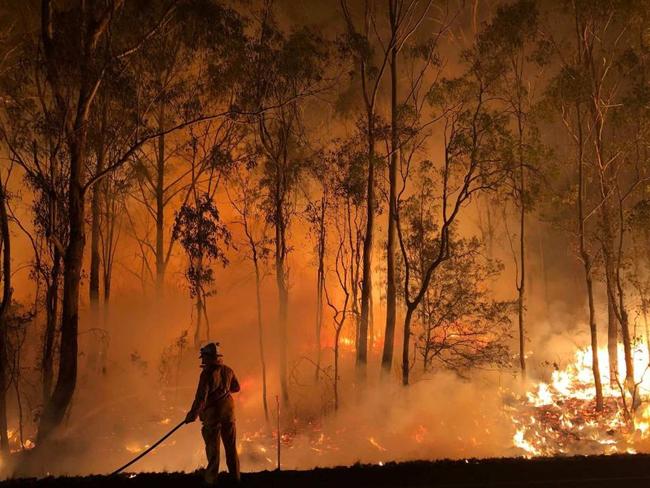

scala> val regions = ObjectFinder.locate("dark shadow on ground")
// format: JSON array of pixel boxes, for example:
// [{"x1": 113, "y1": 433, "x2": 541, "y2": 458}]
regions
[{"x1": 3, "y1": 454, "x2": 650, "y2": 487}]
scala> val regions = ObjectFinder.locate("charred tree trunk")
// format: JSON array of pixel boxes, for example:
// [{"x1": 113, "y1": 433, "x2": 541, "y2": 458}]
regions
[
  {"x1": 382, "y1": 4, "x2": 398, "y2": 374},
  {"x1": 0, "y1": 177, "x2": 12, "y2": 453}
]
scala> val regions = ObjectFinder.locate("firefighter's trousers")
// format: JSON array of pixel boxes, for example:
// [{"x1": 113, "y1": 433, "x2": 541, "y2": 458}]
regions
[{"x1": 200, "y1": 398, "x2": 240, "y2": 484}]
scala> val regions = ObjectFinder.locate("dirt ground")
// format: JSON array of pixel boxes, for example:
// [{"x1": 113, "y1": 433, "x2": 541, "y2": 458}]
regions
[{"x1": 2, "y1": 454, "x2": 650, "y2": 487}]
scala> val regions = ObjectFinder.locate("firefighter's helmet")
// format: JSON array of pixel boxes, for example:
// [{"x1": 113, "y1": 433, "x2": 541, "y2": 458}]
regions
[{"x1": 199, "y1": 342, "x2": 222, "y2": 359}]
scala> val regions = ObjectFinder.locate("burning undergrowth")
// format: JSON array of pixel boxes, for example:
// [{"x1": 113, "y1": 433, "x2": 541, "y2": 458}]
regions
[{"x1": 508, "y1": 343, "x2": 650, "y2": 457}]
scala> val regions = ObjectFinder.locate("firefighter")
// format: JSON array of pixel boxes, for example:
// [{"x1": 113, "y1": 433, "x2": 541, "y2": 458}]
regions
[{"x1": 185, "y1": 342, "x2": 241, "y2": 484}]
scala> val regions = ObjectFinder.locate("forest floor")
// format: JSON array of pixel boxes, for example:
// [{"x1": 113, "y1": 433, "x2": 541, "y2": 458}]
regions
[{"x1": 2, "y1": 453, "x2": 650, "y2": 487}]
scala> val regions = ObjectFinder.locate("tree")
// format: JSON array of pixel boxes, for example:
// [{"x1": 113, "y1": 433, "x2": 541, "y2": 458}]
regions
[
  {"x1": 174, "y1": 194, "x2": 230, "y2": 348},
  {"x1": 416, "y1": 242, "x2": 512, "y2": 374},
  {"x1": 398, "y1": 54, "x2": 510, "y2": 385},
  {"x1": 305, "y1": 187, "x2": 328, "y2": 382},
  {"x1": 546, "y1": 31, "x2": 605, "y2": 411},
  {"x1": 125, "y1": 0, "x2": 245, "y2": 298},
  {"x1": 241, "y1": 3, "x2": 329, "y2": 404},
  {"x1": 545, "y1": 0, "x2": 650, "y2": 407},
  {"x1": 0, "y1": 170, "x2": 11, "y2": 452},
  {"x1": 382, "y1": 0, "x2": 449, "y2": 375},
  {"x1": 324, "y1": 227, "x2": 351, "y2": 412},
  {"x1": 227, "y1": 163, "x2": 272, "y2": 421},
  {"x1": 340, "y1": 0, "x2": 395, "y2": 376},
  {"x1": 476, "y1": 0, "x2": 547, "y2": 379},
  {"x1": 323, "y1": 135, "x2": 368, "y2": 409},
  {"x1": 1, "y1": 1, "x2": 244, "y2": 442}
]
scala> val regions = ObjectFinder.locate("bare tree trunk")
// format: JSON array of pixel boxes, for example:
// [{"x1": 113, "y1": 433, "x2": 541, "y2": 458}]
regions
[
  {"x1": 358, "y1": 110, "x2": 375, "y2": 378},
  {"x1": 616, "y1": 280, "x2": 634, "y2": 388},
  {"x1": 194, "y1": 290, "x2": 203, "y2": 349},
  {"x1": 275, "y1": 170, "x2": 289, "y2": 405},
  {"x1": 517, "y1": 120, "x2": 527, "y2": 379},
  {"x1": 401, "y1": 305, "x2": 415, "y2": 386},
  {"x1": 103, "y1": 258, "x2": 112, "y2": 304},
  {"x1": 315, "y1": 199, "x2": 325, "y2": 381},
  {"x1": 382, "y1": 1, "x2": 398, "y2": 374},
  {"x1": 89, "y1": 100, "x2": 107, "y2": 311},
  {"x1": 334, "y1": 326, "x2": 341, "y2": 410},
  {"x1": 421, "y1": 293, "x2": 430, "y2": 372},
  {"x1": 253, "y1": 252, "x2": 269, "y2": 421},
  {"x1": 11, "y1": 330, "x2": 26, "y2": 451},
  {"x1": 602, "y1": 211, "x2": 634, "y2": 389},
  {"x1": 0, "y1": 177, "x2": 11, "y2": 453},
  {"x1": 276, "y1": 251, "x2": 289, "y2": 405},
  {"x1": 89, "y1": 162, "x2": 103, "y2": 310},
  {"x1": 485, "y1": 198, "x2": 495, "y2": 257},
  {"x1": 203, "y1": 289, "x2": 210, "y2": 342},
  {"x1": 643, "y1": 305, "x2": 650, "y2": 364},
  {"x1": 538, "y1": 234, "x2": 551, "y2": 318},
  {"x1": 615, "y1": 196, "x2": 634, "y2": 389},
  {"x1": 155, "y1": 105, "x2": 166, "y2": 296},
  {"x1": 38, "y1": 135, "x2": 86, "y2": 442},
  {"x1": 348, "y1": 200, "x2": 360, "y2": 351},
  {"x1": 42, "y1": 251, "x2": 60, "y2": 404},
  {"x1": 576, "y1": 104, "x2": 603, "y2": 411},
  {"x1": 584, "y1": 256, "x2": 604, "y2": 410},
  {"x1": 606, "y1": 282, "x2": 618, "y2": 385}
]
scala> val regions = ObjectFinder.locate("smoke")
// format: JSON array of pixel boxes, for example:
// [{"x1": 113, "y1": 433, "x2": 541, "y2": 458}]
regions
[
  {"x1": 1, "y1": 173, "x2": 603, "y2": 478},
  {"x1": 9, "y1": 349, "x2": 519, "y2": 476},
  {"x1": 3, "y1": 198, "x2": 642, "y2": 479}
]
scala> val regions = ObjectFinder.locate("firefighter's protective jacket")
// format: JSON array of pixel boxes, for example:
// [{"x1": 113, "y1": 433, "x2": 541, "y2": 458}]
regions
[{"x1": 189, "y1": 360, "x2": 240, "y2": 422}]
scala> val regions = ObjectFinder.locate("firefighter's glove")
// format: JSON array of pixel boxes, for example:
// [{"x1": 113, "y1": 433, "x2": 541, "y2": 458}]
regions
[{"x1": 185, "y1": 411, "x2": 197, "y2": 424}]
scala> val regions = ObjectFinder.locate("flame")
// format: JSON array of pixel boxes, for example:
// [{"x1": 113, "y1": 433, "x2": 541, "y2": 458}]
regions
[
  {"x1": 368, "y1": 437, "x2": 387, "y2": 452},
  {"x1": 125, "y1": 443, "x2": 149, "y2": 454},
  {"x1": 414, "y1": 425, "x2": 428, "y2": 444},
  {"x1": 511, "y1": 342, "x2": 650, "y2": 457}
]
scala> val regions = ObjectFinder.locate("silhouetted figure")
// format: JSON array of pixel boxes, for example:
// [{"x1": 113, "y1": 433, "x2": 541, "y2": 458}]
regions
[{"x1": 186, "y1": 342, "x2": 241, "y2": 484}]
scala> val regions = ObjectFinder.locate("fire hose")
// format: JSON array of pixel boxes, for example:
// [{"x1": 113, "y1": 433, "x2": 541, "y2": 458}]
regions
[{"x1": 111, "y1": 419, "x2": 187, "y2": 475}]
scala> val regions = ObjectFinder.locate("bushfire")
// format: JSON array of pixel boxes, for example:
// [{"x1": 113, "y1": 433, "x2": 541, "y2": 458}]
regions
[{"x1": 510, "y1": 343, "x2": 650, "y2": 457}]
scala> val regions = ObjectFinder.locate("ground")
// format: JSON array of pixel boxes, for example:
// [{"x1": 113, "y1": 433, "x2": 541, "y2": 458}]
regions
[{"x1": 3, "y1": 454, "x2": 650, "y2": 487}]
